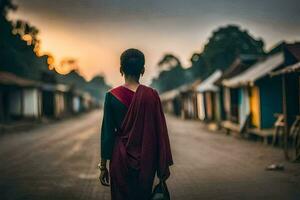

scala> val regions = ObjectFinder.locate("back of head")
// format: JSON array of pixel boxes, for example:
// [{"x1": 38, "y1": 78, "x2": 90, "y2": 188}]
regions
[{"x1": 120, "y1": 48, "x2": 145, "y2": 79}]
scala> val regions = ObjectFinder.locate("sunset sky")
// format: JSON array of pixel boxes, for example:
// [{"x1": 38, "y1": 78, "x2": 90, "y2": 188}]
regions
[{"x1": 9, "y1": 0, "x2": 300, "y2": 86}]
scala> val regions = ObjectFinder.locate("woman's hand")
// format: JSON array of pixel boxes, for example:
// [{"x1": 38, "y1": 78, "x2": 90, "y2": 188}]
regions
[
  {"x1": 98, "y1": 160, "x2": 110, "y2": 186},
  {"x1": 99, "y1": 167, "x2": 110, "y2": 186}
]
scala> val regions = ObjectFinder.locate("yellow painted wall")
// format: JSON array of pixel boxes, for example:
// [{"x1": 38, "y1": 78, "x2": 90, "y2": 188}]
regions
[{"x1": 250, "y1": 86, "x2": 260, "y2": 128}]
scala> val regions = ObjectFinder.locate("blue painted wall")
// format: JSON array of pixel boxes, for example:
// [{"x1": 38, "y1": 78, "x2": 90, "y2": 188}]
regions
[
  {"x1": 257, "y1": 76, "x2": 283, "y2": 129},
  {"x1": 285, "y1": 72, "x2": 300, "y2": 126}
]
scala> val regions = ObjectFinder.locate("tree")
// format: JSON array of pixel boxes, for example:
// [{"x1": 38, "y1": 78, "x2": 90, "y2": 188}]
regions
[
  {"x1": 85, "y1": 76, "x2": 111, "y2": 101},
  {"x1": 12, "y1": 20, "x2": 40, "y2": 47},
  {"x1": 202, "y1": 25, "x2": 265, "y2": 71},
  {"x1": 55, "y1": 71, "x2": 111, "y2": 102},
  {"x1": 151, "y1": 54, "x2": 187, "y2": 92},
  {"x1": 0, "y1": 0, "x2": 17, "y2": 16},
  {"x1": 158, "y1": 54, "x2": 182, "y2": 70},
  {"x1": 0, "y1": 15, "x2": 49, "y2": 80},
  {"x1": 0, "y1": 0, "x2": 110, "y2": 103},
  {"x1": 187, "y1": 52, "x2": 207, "y2": 80},
  {"x1": 151, "y1": 25, "x2": 266, "y2": 93}
]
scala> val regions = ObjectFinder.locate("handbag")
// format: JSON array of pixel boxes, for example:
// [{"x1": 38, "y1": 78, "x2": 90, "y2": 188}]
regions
[{"x1": 151, "y1": 181, "x2": 170, "y2": 200}]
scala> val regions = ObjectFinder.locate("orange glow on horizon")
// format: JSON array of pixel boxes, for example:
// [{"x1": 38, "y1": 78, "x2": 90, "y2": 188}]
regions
[
  {"x1": 54, "y1": 64, "x2": 72, "y2": 75},
  {"x1": 21, "y1": 34, "x2": 33, "y2": 45}
]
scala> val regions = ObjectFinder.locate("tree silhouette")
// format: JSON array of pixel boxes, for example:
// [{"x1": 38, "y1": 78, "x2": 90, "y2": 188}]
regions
[
  {"x1": 86, "y1": 75, "x2": 111, "y2": 101},
  {"x1": 151, "y1": 25, "x2": 266, "y2": 93},
  {"x1": 0, "y1": 0, "x2": 111, "y2": 103},
  {"x1": 151, "y1": 54, "x2": 187, "y2": 92},
  {"x1": 12, "y1": 20, "x2": 40, "y2": 48},
  {"x1": 55, "y1": 71, "x2": 111, "y2": 101},
  {"x1": 203, "y1": 25, "x2": 265, "y2": 71},
  {"x1": 158, "y1": 54, "x2": 182, "y2": 70},
  {"x1": 0, "y1": 0, "x2": 17, "y2": 16},
  {"x1": 187, "y1": 52, "x2": 207, "y2": 79}
]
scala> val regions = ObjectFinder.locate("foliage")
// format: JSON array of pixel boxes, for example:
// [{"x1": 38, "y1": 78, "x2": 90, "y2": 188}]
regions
[
  {"x1": 0, "y1": 1, "x2": 110, "y2": 102},
  {"x1": 0, "y1": 15, "x2": 49, "y2": 80},
  {"x1": 151, "y1": 25, "x2": 266, "y2": 93},
  {"x1": 151, "y1": 54, "x2": 187, "y2": 93},
  {"x1": 0, "y1": 0, "x2": 17, "y2": 16},
  {"x1": 85, "y1": 76, "x2": 111, "y2": 101},
  {"x1": 202, "y1": 25, "x2": 264, "y2": 71},
  {"x1": 158, "y1": 54, "x2": 182, "y2": 70},
  {"x1": 12, "y1": 20, "x2": 40, "y2": 50},
  {"x1": 55, "y1": 70, "x2": 111, "y2": 101}
]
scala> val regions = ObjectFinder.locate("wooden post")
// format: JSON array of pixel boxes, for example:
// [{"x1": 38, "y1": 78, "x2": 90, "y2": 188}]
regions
[
  {"x1": 21, "y1": 88, "x2": 24, "y2": 118},
  {"x1": 282, "y1": 74, "x2": 290, "y2": 160},
  {"x1": 0, "y1": 90, "x2": 3, "y2": 122}
]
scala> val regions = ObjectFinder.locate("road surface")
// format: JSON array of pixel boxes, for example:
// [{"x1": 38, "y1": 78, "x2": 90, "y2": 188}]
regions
[{"x1": 0, "y1": 110, "x2": 299, "y2": 200}]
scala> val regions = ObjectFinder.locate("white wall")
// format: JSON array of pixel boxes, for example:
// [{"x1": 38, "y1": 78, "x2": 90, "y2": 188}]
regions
[
  {"x1": 238, "y1": 88, "x2": 250, "y2": 128},
  {"x1": 55, "y1": 93, "x2": 65, "y2": 117},
  {"x1": 73, "y1": 96, "x2": 80, "y2": 113},
  {"x1": 197, "y1": 93, "x2": 205, "y2": 120},
  {"x1": 23, "y1": 88, "x2": 40, "y2": 118},
  {"x1": 187, "y1": 97, "x2": 194, "y2": 118},
  {"x1": 166, "y1": 101, "x2": 173, "y2": 114}
]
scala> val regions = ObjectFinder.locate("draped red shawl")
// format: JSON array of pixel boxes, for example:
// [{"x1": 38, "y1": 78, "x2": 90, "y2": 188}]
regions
[{"x1": 109, "y1": 84, "x2": 173, "y2": 200}]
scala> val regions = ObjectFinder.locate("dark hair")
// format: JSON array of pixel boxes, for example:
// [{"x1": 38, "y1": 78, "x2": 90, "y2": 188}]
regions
[{"x1": 120, "y1": 48, "x2": 145, "y2": 78}]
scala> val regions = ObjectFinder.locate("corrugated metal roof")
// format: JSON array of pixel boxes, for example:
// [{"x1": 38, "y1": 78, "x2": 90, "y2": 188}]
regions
[
  {"x1": 222, "y1": 53, "x2": 284, "y2": 88},
  {"x1": 42, "y1": 83, "x2": 70, "y2": 92},
  {"x1": 0, "y1": 72, "x2": 39, "y2": 87},
  {"x1": 56, "y1": 84, "x2": 70, "y2": 92},
  {"x1": 270, "y1": 62, "x2": 300, "y2": 76},
  {"x1": 159, "y1": 79, "x2": 202, "y2": 101},
  {"x1": 160, "y1": 89, "x2": 180, "y2": 101},
  {"x1": 215, "y1": 55, "x2": 261, "y2": 85},
  {"x1": 286, "y1": 43, "x2": 300, "y2": 61},
  {"x1": 197, "y1": 70, "x2": 222, "y2": 92}
]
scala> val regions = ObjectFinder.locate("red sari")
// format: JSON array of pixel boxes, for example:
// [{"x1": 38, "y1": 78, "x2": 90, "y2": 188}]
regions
[{"x1": 109, "y1": 84, "x2": 173, "y2": 200}]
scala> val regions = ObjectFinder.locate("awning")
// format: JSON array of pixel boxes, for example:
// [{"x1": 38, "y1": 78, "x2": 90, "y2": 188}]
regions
[
  {"x1": 159, "y1": 89, "x2": 180, "y2": 102},
  {"x1": 196, "y1": 70, "x2": 222, "y2": 92},
  {"x1": 56, "y1": 84, "x2": 70, "y2": 92},
  {"x1": 0, "y1": 72, "x2": 39, "y2": 87},
  {"x1": 42, "y1": 83, "x2": 70, "y2": 92},
  {"x1": 222, "y1": 53, "x2": 284, "y2": 88},
  {"x1": 270, "y1": 62, "x2": 300, "y2": 76},
  {"x1": 159, "y1": 79, "x2": 201, "y2": 101}
]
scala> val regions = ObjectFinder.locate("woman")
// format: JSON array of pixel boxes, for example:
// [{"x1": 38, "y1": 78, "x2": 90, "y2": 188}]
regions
[{"x1": 99, "y1": 48, "x2": 173, "y2": 200}]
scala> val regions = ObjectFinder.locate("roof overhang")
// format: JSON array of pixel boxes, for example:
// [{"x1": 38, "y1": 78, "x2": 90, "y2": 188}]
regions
[
  {"x1": 196, "y1": 70, "x2": 222, "y2": 92},
  {"x1": 222, "y1": 53, "x2": 284, "y2": 88},
  {"x1": 0, "y1": 72, "x2": 39, "y2": 87},
  {"x1": 270, "y1": 62, "x2": 300, "y2": 76}
]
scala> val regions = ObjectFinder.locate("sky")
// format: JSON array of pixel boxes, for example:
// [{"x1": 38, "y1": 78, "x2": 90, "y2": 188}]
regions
[{"x1": 9, "y1": 0, "x2": 300, "y2": 86}]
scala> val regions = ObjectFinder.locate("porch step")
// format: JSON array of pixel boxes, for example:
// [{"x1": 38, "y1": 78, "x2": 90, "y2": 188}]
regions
[
  {"x1": 221, "y1": 120, "x2": 240, "y2": 134},
  {"x1": 248, "y1": 128, "x2": 275, "y2": 144}
]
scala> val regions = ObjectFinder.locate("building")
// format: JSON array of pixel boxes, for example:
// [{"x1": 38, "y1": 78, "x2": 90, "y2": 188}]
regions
[
  {"x1": 41, "y1": 83, "x2": 71, "y2": 119},
  {"x1": 221, "y1": 43, "x2": 300, "y2": 142},
  {"x1": 214, "y1": 55, "x2": 261, "y2": 133},
  {"x1": 71, "y1": 89, "x2": 82, "y2": 114},
  {"x1": 177, "y1": 80, "x2": 202, "y2": 119},
  {"x1": 196, "y1": 70, "x2": 222, "y2": 127},
  {"x1": 81, "y1": 92, "x2": 93, "y2": 111},
  {"x1": 0, "y1": 72, "x2": 42, "y2": 124},
  {"x1": 270, "y1": 60, "x2": 300, "y2": 160},
  {"x1": 159, "y1": 80, "x2": 201, "y2": 118},
  {"x1": 160, "y1": 89, "x2": 181, "y2": 116}
]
